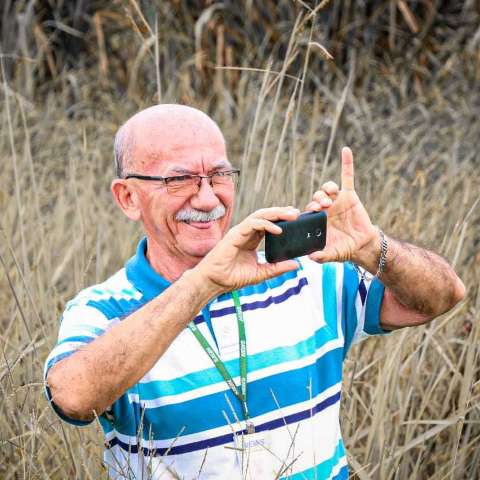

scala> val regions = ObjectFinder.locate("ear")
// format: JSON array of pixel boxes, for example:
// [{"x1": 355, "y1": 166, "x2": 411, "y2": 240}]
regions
[{"x1": 111, "y1": 179, "x2": 142, "y2": 222}]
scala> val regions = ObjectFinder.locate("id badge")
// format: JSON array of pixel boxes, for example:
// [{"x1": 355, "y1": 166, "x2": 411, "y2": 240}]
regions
[{"x1": 234, "y1": 429, "x2": 274, "y2": 479}]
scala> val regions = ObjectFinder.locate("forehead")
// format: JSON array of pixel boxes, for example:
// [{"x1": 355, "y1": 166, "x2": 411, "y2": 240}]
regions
[
  {"x1": 129, "y1": 121, "x2": 229, "y2": 174},
  {"x1": 165, "y1": 158, "x2": 231, "y2": 174},
  {"x1": 134, "y1": 144, "x2": 230, "y2": 175}
]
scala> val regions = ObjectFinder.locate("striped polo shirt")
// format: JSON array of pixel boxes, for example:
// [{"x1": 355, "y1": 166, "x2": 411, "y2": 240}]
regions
[{"x1": 44, "y1": 237, "x2": 386, "y2": 479}]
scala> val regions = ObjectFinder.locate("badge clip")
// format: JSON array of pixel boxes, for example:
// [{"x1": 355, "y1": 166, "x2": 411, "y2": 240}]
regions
[{"x1": 246, "y1": 421, "x2": 255, "y2": 434}]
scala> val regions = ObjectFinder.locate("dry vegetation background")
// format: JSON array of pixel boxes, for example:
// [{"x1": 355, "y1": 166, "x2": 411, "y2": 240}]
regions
[{"x1": 1, "y1": 0, "x2": 479, "y2": 478}]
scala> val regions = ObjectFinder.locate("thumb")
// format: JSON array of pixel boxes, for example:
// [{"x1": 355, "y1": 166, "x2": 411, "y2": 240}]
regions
[{"x1": 308, "y1": 246, "x2": 341, "y2": 264}]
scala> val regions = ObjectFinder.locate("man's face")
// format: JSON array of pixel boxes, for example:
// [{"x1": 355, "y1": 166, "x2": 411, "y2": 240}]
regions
[{"x1": 129, "y1": 128, "x2": 235, "y2": 261}]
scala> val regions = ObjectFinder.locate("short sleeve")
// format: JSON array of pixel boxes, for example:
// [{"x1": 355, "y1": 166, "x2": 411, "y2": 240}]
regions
[
  {"x1": 298, "y1": 257, "x2": 388, "y2": 357},
  {"x1": 340, "y1": 262, "x2": 388, "y2": 354},
  {"x1": 43, "y1": 304, "x2": 112, "y2": 426}
]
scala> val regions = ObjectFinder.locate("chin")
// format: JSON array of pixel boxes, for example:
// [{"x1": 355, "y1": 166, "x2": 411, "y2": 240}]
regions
[
  {"x1": 176, "y1": 220, "x2": 226, "y2": 258},
  {"x1": 183, "y1": 240, "x2": 218, "y2": 258}
]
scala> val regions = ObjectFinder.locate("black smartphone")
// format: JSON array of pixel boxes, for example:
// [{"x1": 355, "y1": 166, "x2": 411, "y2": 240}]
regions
[{"x1": 265, "y1": 211, "x2": 327, "y2": 263}]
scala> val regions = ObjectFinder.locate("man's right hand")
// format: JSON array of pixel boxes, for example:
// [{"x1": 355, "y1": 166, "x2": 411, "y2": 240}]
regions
[{"x1": 193, "y1": 207, "x2": 301, "y2": 294}]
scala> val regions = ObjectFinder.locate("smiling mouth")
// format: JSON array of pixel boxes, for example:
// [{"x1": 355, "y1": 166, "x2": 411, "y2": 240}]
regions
[
  {"x1": 181, "y1": 219, "x2": 213, "y2": 224},
  {"x1": 183, "y1": 220, "x2": 216, "y2": 229}
]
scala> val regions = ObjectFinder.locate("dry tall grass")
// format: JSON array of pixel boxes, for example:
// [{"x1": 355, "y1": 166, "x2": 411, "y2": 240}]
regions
[{"x1": 1, "y1": 1, "x2": 479, "y2": 479}]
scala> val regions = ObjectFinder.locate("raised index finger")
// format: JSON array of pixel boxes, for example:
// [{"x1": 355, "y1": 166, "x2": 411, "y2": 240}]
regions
[{"x1": 341, "y1": 146, "x2": 355, "y2": 191}]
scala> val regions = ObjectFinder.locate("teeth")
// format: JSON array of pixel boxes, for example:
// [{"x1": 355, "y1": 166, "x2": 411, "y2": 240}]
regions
[{"x1": 181, "y1": 219, "x2": 214, "y2": 225}]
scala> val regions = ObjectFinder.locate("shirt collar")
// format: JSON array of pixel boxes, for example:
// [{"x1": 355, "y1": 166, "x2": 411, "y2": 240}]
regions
[{"x1": 125, "y1": 237, "x2": 171, "y2": 301}]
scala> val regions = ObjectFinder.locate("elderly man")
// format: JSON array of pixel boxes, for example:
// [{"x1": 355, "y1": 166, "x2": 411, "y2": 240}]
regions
[{"x1": 44, "y1": 104, "x2": 465, "y2": 479}]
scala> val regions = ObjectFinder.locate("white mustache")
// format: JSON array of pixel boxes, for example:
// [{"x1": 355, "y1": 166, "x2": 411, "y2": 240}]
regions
[{"x1": 175, "y1": 204, "x2": 226, "y2": 223}]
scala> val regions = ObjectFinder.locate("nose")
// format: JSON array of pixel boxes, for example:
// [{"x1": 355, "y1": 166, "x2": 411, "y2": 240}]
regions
[{"x1": 190, "y1": 177, "x2": 220, "y2": 211}]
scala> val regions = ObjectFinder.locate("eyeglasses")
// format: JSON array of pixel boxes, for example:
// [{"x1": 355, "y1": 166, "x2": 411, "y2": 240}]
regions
[{"x1": 123, "y1": 169, "x2": 240, "y2": 197}]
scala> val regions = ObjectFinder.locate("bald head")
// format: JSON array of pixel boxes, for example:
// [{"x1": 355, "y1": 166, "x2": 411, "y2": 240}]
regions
[{"x1": 114, "y1": 104, "x2": 226, "y2": 178}]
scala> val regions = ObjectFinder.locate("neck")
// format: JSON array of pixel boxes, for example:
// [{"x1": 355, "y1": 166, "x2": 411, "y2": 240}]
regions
[{"x1": 145, "y1": 235, "x2": 201, "y2": 283}]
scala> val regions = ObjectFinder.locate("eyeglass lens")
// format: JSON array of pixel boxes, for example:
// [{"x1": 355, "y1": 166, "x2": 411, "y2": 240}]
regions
[{"x1": 166, "y1": 172, "x2": 238, "y2": 196}]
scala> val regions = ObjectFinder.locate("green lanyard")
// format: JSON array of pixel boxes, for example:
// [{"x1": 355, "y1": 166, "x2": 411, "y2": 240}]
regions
[{"x1": 188, "y1": 291, "x2": 251, "y2": 428}]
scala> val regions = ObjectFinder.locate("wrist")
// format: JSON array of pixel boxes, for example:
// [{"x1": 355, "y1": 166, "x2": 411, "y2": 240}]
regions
[
  {"x1": 178, "y1": 266, "x2": 226, "y2": 304},
  {"x1": 352, "y1": 226, "x2": 385, "y2": 276}
]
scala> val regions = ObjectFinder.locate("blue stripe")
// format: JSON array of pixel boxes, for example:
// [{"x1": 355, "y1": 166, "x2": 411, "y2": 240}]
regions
[
  {"x1": 121, "y1": 287, "x2": 138, "y2": 297},
  {"x1": 206, "y1": 277, "x2": 308, "y2": 321},
  {"x1": 364, "y1": 278, "x2": 387, "y2": 335},
  {"x1": 342, "y1": 263, "x2": 359, "y2": 356},
  {"x1": 235, "y1": 268, "x2": 302, "y2": 299},
  {"x1": 106, "y1": 391, "x2": 341, "y2": 456},
  {"x1": 359, "y1": 279, "x2": 367, "y2": 305},
  {"x1": 332, "y1": 465, "x2": 349, "y2": 480},
  {"x1": 81, "y1": 325, "x2": 104, "y2": 336},
  {"x1": 86, "y1": 297, "x2": 144, "y2": 320},
  {"x1": 137, "y1": 325, "x2": 334, "y2": 399},
  {"x1": 86, "y1": 287, "x2": 138, "y2": 299},
  {"x1": 57, "y1": 335, "x2": 96, "y2": 346},
  {"x1": 192, "y1": 276, "x2": 308, "y2": 326},
  {"x1": 65, "y1": 273, "x2": 306, "y2": 329},
  {"x1": 202, "y1": 303, "x2": 218, "y2": 348},
  {"x1": 192, "y1": 313, "x2": 205, "y2": 325},
  {"x1": 117, "y1": 347, "x2": 343, "y2": 439},
  {"x1": 285, "y1": 439, "x2": 346, "y2": 479},
  {"x1": 45, "y1": 350, "x2": 76, "y2": 374},
  {"x1": 243, "y1": 276, "x2": 308, "y2": 312},
  {"x1": 322, "y1": 263, "x2": 338, "y2": 335},
  {"x1": 99, "y1": 415, "x2": 114, "y2": 434},
  {"x1": 57, "y1": 324, "x2": 105, "y2": 338}
]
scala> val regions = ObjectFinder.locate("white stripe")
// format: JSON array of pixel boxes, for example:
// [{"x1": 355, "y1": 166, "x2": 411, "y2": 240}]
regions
[
  {"x1": 118, "y1": 381, "x2": 342, "y2": 449},
  {"x1": 58, "y1": 306, "x2": 114, "y2": 340},
  {"x1": 142, "y1": 279, "x2": 332, "y2": 383},
  {"x1": 103, "y1": 397, "x2": 343, "y2": 479},
  {"x1": 328, "y1": 454, "x2": 348, "y2": 479},
  {"x1": 132, "y1": 338, "x2": 343, "y2": 408},
  {"x1": 66, "y1": 269, "x2": 142, "y2": 307},
  {"x1": 104, "y1": 432, "x2": 346, "y2": 480},
  {"x1": 104, "y1": 443, "x2": 244, "y2": 479},
  {"x1": 336, "y1": 263, "x2": 344, "y2": 342}
]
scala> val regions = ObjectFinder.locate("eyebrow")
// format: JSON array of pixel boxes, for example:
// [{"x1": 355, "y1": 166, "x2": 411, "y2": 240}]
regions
[{"x1": 167, "y1": 161, "x2": 230, "y2": 175}]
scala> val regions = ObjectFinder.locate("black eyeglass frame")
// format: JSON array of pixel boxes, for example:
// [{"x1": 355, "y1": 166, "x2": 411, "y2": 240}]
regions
[{"x1": 123, "y1": 169, "x2": 240, "y2": 187}]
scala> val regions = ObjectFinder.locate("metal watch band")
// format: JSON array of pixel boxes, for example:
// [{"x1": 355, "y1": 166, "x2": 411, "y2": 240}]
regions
[
  {"x1": 353, "y1": 227, "x2": 388, "y2": 281},
  {"x1": 374, "y1": 227, "x2": 388, "y2": 278}
]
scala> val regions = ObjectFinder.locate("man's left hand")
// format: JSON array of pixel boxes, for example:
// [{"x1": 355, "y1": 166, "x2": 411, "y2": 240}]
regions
[
  {"x1": 305, "y1": 146, "x2": 465, "y2": 329},
  {"x1": 305, "y1": 147, "x2": 379, "y2": 266}
]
